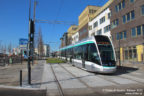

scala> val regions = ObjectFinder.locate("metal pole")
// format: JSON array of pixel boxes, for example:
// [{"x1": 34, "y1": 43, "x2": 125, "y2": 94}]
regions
[
  {"x1": 143, "y1": 43, "x2": 144, "y2": 64},
  {"x1": 29, "y1": 0, "x2": 31, "y2": 21},
  {"x1": 20, "y1": 70, "x2": 22, "y2": 86},
  {"x1": 21, "y1": 49, "x2": 22, "y2": 64},
  {"x1": 31, "y1": 0, "x2": 37, "y2": 65},
  {"x1": 119, "y1": 39, "x2": 121, "y2": 67},
  {"x1": 28, "y1": 0, "x2": 31, "y2": 85},
  {"x1": 33, "y1": 1, "x2": 36, "y2": 23}
]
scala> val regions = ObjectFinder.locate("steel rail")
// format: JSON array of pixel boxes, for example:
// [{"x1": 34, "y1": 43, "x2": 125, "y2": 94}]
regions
[
  {"x1": 58, "y1": 63, "x2": 93, "y2": 89},
  {"x1": 50, "y1": 63, "x2": 65, "y2": 96}
]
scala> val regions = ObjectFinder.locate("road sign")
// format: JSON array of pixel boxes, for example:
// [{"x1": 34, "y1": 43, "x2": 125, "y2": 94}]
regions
[{"x1": 19, "y1": 38, "x2": 28, "y2": 49}]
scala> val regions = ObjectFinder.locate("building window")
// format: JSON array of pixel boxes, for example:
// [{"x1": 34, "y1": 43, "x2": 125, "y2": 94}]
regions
[
  {"x1": 91, "y1": 32, "x2": 95, "y2": 36},
  {"x1": 141, "y1": 5, "x2": 144, "y2": 16},
  {"x1": 130, "y1": 0, "x2": 134, "y2": 3},
  {"x1": 143, "y1": 25, "x2": 144, "y2": 35},
  {"x1": 131, "y1": 28, "x2": 136, "y2": 37},
  {"x1": 131, "y1": 25, "x2": 144, "y2": 37},
  {"x1": 131, "y1": 10, "x2": 135, "y2": 20},
  {"x1": 124, "y1": 31, "x2": 127, "y2": 39},
  {"x1": 116, "y1": 31, "x2": 127, "y2": 40},
  {"x1": 137, "y1": 26, "x2": 141, "y2": 36},
  {"x1": 122, "y1": 0, "x2": 125, "y2": 8},
  {"x1": 120, "y1": 32, "x2": 123, "y2": 40},
  {"x1": 100, "y1": 16, "x2": 105, "y2": 24},
  {"x1": 122, "y1": 10, "x2": 135, "y2": 24},
  {"x1": 97, "y1": 29, "x2": 102, "y2": 35},
  {"x1": 111, "y1": 19, "x2": 119, "y2": 29},
  {"x1": 115, "y1": 0, "x2": 125, "y2": 12},
  {"x1": 93, "y1": 21, "x2": 98, "y2": 28},
  {"x1": 89, "y1": 26, "x2": 92, "y2": 30},
  {"x1": 89, "y1": 9, "x2": 96, "y2": 14},
  {"x1": 118, "y1": 3, "x2": 122, "y2": 11},
  {"x1": 108, "y1": 13, "x2": 111, "y2": 19},
  {"x1": 124, "y1": 48, "x2": 128, "y2": 60},
  {"x1": 123, "y1": 15, "x2": 126, "y2": 24},
  {"x1": 104, "y1": 25, "x2": 110, "y2": 33},
  {"x1": 116, "y1": 33, "x2": 119, "y2": 40},
  {"x1": 127, "y1": 13, "x2": 130, "y2": 22},
  {"x1": 115, "y1": 6, "x2": 118, "y2": 12}
]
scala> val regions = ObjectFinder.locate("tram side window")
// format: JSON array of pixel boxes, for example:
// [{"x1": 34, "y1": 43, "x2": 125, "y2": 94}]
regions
[
  {"x1": 71, "y1": 48, "x2": 74, "y2": 57},
  {"x1": 66, "y1": 49, "x2": 70, "y2": 57},
  {"x1": 65, "y1": 49, "x2": 68, "y2": 57},
  {"x1": 74, "y1": 46, "x2": 82, "y2": 60},
  {"x1": 82, "y1": 44, "x2": 88, "y2": 61},
  {"x1": 88, "y1": 44, "x2": 101, "y2": 65},
  {"x1": 61, "y1": 50, "x2": 65, "y2": 57},
  {"x1": 64, "y1": 50, "x2": 66, "y2": 57},
  {"x1": 73, "y1": 47, "x2": 77, "y2": 59},
  {"x1": 69, "y1": 48, "x2": 73, "y2": 58},
  {"x1": 77, "y1": 46, "x2": 82, "y2": 59}
]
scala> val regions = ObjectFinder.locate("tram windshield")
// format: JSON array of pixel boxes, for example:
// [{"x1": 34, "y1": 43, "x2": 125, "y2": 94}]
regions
[{"x1": 95, "y1": 36, "x2": 116, "y2": 66}]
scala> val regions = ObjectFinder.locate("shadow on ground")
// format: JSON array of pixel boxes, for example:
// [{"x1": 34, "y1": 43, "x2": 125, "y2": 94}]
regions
[
  {"x1": 112, "y1": 66, "x2": 138, "y2": 76},
  {"x1": 0, "y1": 88, "x2": 46, "y2": 96}
]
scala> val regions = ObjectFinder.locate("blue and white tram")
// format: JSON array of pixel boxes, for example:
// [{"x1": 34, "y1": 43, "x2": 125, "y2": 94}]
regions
[{"x1": 59, "y1": 35, "x2": 116, "y2": 73}]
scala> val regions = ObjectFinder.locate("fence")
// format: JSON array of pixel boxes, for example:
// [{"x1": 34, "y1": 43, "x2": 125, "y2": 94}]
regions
[{"x1": 0, "y1": 55, "x2": 22, "y2": 66}]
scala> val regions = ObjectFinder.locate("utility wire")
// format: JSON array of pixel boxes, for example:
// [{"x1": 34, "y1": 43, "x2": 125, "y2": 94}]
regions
[{"x1": 52, "y1": 0, "x2": 64, "y2": 33}]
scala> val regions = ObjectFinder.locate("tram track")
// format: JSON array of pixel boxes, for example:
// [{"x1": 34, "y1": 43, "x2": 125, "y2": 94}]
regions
[
  {"x1": 59, "y1": 63, "x2": 143, "y2": 86},
  {"x1": 59, "y1": 63, "x2": 120, "y2": 86},
  {"x1": 94, "y1": 71, "x2": 144, "y2": 87},
  {"x1": 49, "y1": 63, "x2": 144, "y2": 96},
  {"x1": 49, "y1": 63, "x2": 65, "y2": 96},
  {"x1": 58, "y1": 63, "x2": 96, "y2": 91}
]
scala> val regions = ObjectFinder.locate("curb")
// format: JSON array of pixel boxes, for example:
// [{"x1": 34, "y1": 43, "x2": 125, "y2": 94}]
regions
[{"x1": 0, "y1": 85, "x2": 46, "y2": 90}]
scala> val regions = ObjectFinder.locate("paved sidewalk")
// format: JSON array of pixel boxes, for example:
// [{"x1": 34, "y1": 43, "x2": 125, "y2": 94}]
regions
[
  {"x1": 122, "y1": 63, "x2": 144, "y2": 70},
  {"x1": 0, "y1": 60, "x2": 46, "y2": 96},
  {"x1": 0, "y1": 62, "x2": 28, "y2": 86},
  {"x1": 0, "y1": 86, "x2": 46, "y2": 96},
  {"x1": 22, "y1": 60, "x2": 45, "y2": 88}
]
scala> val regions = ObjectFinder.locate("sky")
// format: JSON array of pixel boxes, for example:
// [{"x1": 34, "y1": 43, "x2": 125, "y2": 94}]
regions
[{"x1": 0, "y1": 0, "x2": 108, "y2": 51}]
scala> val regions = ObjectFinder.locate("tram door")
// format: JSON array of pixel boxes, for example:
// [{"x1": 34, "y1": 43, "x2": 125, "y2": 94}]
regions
[{"x1": 82, "y1": 44, "x2": 88, "y2": 68}]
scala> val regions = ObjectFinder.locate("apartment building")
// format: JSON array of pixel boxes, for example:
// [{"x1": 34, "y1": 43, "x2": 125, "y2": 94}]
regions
[
  {"x1": 72, "y1": 32, "x2": 79, "y2": 44},
  {"x1": 110, "y1": 0, "x2": 144, "y2": 63},
  {"x1": 88, "y1": 0, "x2": 113, "y2": 37},
  {"x1": 67, "y1": 25, "x2": 78, "y2": 45},
  {"x1": 78, "y1": 6, "x2": 100, "y2": 40}
]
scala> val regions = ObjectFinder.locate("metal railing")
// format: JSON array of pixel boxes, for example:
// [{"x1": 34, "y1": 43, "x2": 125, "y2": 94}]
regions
[{"x1": 0, "y1": 56, "x2": 23, "y2": 66}]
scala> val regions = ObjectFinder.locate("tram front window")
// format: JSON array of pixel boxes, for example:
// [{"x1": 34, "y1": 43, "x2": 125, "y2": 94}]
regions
[
  {"x1": 88, "y1": 43, "x2": 101, "y2": 65},
  {"x1": 98, "y1": 44, "x2": 116, "y2": 66}
]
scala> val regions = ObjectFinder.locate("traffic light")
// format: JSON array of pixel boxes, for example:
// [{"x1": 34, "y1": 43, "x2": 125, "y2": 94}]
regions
[
  {"x1": 29, "y1": 20, "x2": 34, "y2": 42},
  {"x1": 30, "y1": 20, "x2": 34, "y2": 34}
]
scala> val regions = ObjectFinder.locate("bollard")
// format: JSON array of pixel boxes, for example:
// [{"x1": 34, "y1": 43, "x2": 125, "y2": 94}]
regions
[{"x1": 20, "y1": 70, "x2": 22, "y2": 86}]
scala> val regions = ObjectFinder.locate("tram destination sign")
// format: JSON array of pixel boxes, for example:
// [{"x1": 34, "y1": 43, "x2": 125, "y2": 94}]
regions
[{"x1": 97, "y1": 42, "x2": 110, "y2": 45}]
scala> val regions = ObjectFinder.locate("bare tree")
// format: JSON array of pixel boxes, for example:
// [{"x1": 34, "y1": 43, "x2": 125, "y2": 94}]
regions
[
  {"x1": 1, "y1": 45, "x2": 4, "y2": 53},
  {"x1": 37, "y1": 27, "x2": 44, "y2": 57},
  {"x1": 8, "y1": 43, "x2": 12, "y2": 55},
  {"x1": 0, "y1": 40, "x2": 2, "y2": 53},
  {"x1": 3, "y1": 45, "x2": 7, "y2": 56}
]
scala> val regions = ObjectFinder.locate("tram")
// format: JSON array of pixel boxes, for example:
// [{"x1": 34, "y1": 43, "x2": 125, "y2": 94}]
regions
[{"x1": 59, "y1": 35, "x2": 116, "y2": 73}]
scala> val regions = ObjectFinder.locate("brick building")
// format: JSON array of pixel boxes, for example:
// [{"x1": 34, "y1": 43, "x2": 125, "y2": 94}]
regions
[{"x1": 110, "y1": 0, "x2": 144, "y2": 63}]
